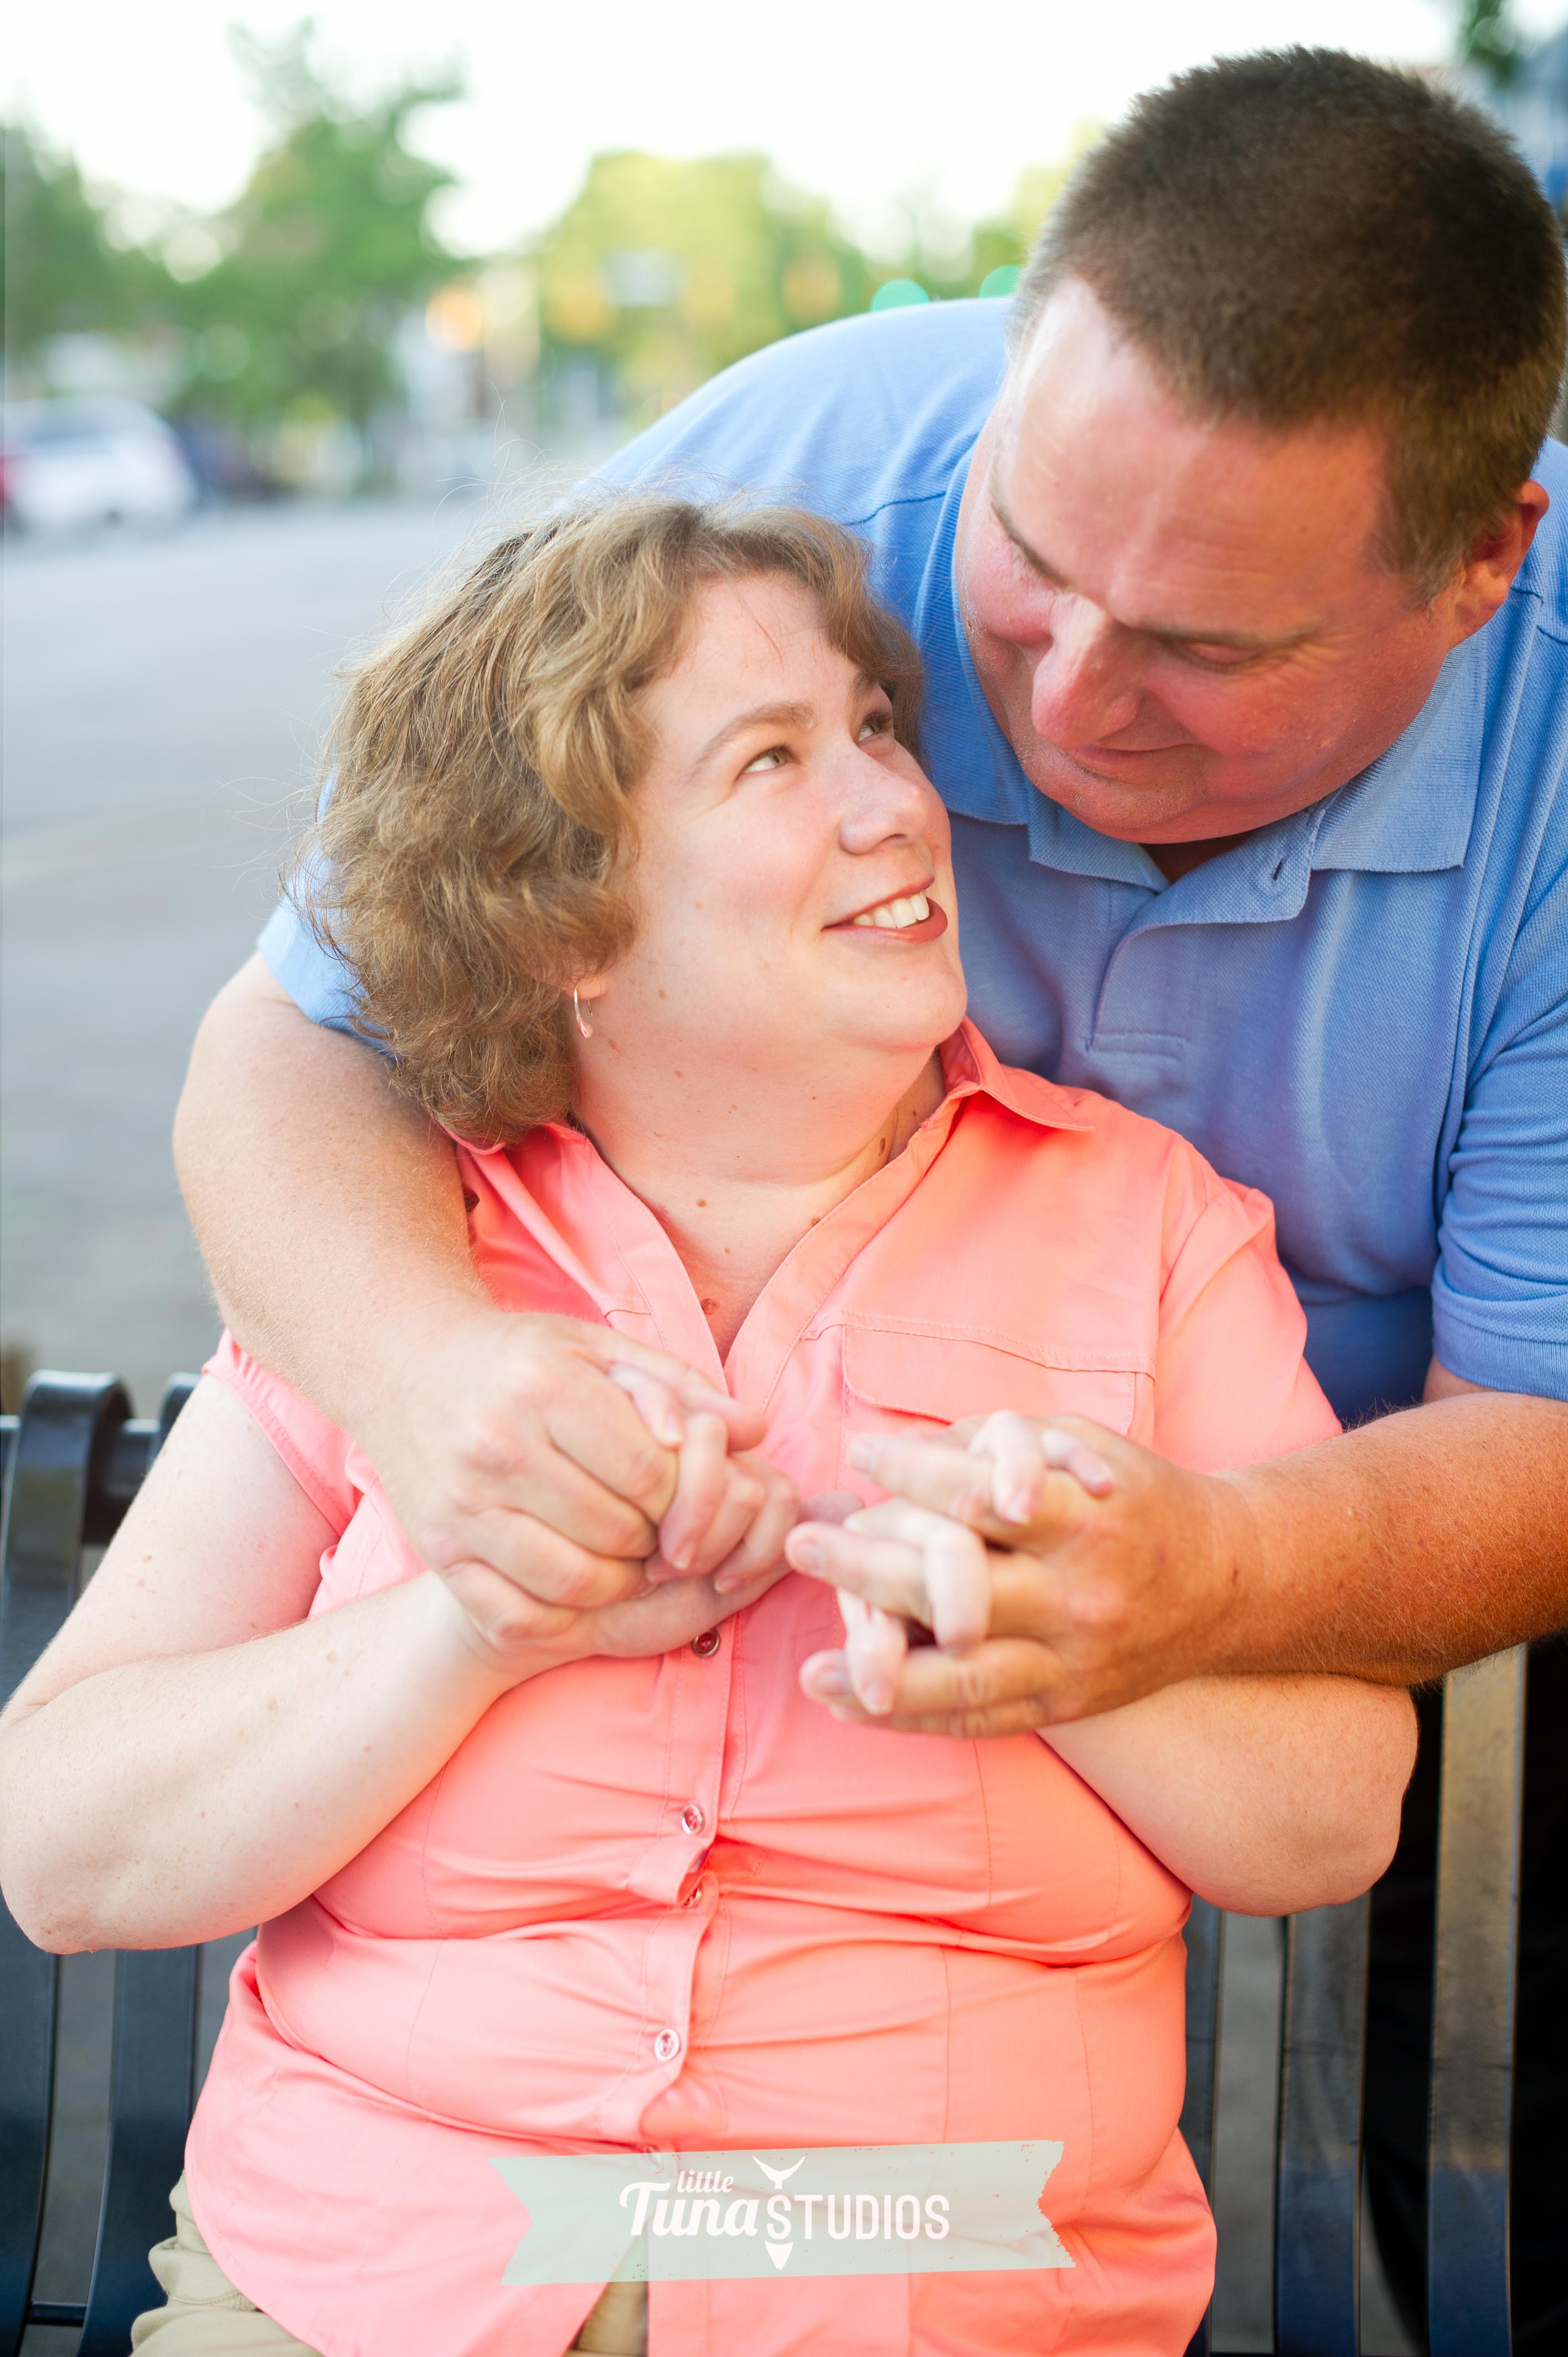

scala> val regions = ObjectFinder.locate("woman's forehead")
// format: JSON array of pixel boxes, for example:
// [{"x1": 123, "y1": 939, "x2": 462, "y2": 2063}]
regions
[{"x1": 648, "y1": 574, "x2": 865, "y2": 742}]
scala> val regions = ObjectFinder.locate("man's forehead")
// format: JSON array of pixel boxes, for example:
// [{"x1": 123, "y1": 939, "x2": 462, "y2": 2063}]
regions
[{"x1": 991, "y1": 308, "x2": 1394, "y2": 625}]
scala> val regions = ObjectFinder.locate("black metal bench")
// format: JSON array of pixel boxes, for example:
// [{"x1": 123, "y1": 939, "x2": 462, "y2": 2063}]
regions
[{"x1": 0, "y1": 1371, "x2": 1526, "y2": 2357}]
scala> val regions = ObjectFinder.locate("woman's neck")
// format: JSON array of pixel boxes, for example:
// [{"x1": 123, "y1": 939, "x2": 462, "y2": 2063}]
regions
[{"x1": 575, "y1": 1051, "x2": 947, "y2": 1360}]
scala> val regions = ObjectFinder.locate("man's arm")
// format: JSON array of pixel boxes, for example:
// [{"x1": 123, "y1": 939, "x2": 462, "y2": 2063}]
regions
[
  {"x1": 174, "y1": 958, "x2": 763, "y2": 1604},
  {"x1": 787, "y1": 1380, "x2": 1568, "y2": 1734}
]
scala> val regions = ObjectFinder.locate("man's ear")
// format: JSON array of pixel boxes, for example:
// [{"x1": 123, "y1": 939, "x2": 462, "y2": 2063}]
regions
[{"x1": 1444, "y1": 480, "x2": 1550, "y2": 645}]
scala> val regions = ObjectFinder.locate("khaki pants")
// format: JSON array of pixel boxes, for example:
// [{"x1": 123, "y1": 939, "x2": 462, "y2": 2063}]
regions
[{"x1": 131, "y1": 2174, "x2": 648, "y2": 2355}]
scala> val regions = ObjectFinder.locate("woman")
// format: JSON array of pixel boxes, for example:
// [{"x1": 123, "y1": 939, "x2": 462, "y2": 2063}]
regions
[{"x1": 0, "y1": 496, "x2": 1414, "y2": 2357}]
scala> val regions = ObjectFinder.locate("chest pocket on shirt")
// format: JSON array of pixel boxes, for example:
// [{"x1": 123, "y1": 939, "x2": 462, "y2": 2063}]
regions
[{"x1": 839, "y1": 1321, "x2": 1142, "y2": 1463}]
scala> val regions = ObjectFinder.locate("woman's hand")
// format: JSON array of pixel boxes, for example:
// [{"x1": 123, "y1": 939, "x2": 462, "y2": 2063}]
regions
[{"x1": 440, "y1": 1442, "x2": 801, "y2": 1670}]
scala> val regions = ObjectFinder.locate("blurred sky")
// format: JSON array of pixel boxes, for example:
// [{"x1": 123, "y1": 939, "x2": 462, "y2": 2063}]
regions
[{"x1": 9, "y1": 1, "x2": 1568, "y2": 258}]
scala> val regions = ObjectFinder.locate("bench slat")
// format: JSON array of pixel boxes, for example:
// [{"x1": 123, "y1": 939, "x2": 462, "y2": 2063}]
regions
[
  {"x1": 1427, "y1": 1647, "x2": 1526, "y2": 2357},
  {"x1": 78, "y1": 1949, "x2": 200, "y2": 2356},
  {"x1": 0, "y1": 1375, "x2": 130, "y2": 2357},
  {"x1": 1179, "y1": 1897, "x2": 1225, "y2": 2357},
  {"x1": 1273, "y1": 1894, "x2": 1369, "y2": 2356}
]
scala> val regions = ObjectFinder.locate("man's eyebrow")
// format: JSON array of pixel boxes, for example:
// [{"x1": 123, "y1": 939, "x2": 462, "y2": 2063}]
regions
[{"x1": 989, "y1": 486, "x2": 1308, "y2": 656}]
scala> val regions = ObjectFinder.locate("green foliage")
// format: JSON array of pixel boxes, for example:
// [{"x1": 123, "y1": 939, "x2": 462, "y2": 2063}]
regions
[
  {"x1": 1456, "y1": 0, "x2": 1520, "y2": 89},
  {"x1": 172, "y1": 25, "x2": 460, "y2": 428},
  {"x1": 2, "y1": 121, "x2": 168, "y2": 356},
  {"x1": 535, "y1": 152, "x2": 876, "y2": 424}
]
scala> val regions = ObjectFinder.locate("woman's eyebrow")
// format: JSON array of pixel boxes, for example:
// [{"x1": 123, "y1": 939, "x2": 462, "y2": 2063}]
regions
[{"x1": 692, "y1": 700, "x2": 817, "y2": 767}]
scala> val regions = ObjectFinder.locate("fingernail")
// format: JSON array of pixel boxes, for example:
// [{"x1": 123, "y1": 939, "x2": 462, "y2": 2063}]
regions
[
  {"x1": 789, "y1": 1535, "x2": 823, "y2": 1571},
  {"x1": 803, "y1": 1655, "x2": 848, "y2": 1696},
  {"x1": 862, "y1": 1679, "x2": 894, "y2": 1715},
  {"x1": 1004, "y1": 1488, "x2": 1034, "y2": 1524},
  {"x1": 847, "y1": 1437, "x2": 878, "y2": 1471}
]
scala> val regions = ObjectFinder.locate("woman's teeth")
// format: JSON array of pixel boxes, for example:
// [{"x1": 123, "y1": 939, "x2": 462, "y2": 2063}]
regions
[{"x1": 850, "y1": 892, "x2": 931, "y2": 930}]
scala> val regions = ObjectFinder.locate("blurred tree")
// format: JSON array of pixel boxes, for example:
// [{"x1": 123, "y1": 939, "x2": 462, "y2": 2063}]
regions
[
  {"x1": 1456, "y1": 0, "x2": 1521, "y2": 89},
  {"x1": 952, "y1": 127, "x2": 1103, "y2": 301},
  {"x1": 2, "y1": 122, "x2": 169, "y2": 357},
  {"x1": 172, "y1": 24, "x2": 460, "y2": 436},
  {"x1": 535, "y1": 151, "x2": 875, "y2": 425}
]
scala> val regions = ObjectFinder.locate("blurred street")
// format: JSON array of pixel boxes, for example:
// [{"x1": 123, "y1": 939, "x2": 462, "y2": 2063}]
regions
[{"x1": 2, "y1": 496, "x2": 494, "y2": 1408}]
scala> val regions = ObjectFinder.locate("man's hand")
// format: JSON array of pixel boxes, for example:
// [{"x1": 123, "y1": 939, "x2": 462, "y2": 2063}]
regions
[
  {"x1": 362, "y1": 1306, "x2": 768, "y2": 1614},
  {"x1": 785, "y1": 1412, "x2": 1251, "y2": 1735}
]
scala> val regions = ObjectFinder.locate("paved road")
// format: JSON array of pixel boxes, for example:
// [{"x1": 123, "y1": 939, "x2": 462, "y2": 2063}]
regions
[
  {"x1": 2, "y1": 498, "x2": 486, "y2": 1410},
  {"x1": 2, "y1": 500, "x2": 1411, "y2": 2355}
]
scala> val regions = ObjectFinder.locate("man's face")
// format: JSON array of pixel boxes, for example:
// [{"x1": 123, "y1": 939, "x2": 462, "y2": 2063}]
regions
[{"x1": 956, "y1": 277, "x2": 1470, "y2": 845}]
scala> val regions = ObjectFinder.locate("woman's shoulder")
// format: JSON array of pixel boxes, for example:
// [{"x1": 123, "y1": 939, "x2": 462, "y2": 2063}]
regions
[
  {"x1": 954, "y1": 1025, "x2": 1273, "y2": 1257},
  {"x1": 203, "y1": 1333, "x2": 364, "y2": 1533}
]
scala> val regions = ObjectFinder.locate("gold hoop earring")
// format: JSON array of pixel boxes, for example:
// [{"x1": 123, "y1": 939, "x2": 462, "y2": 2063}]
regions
[{"x1": 572, "y1": 986, "x2": 593, "y2": 1041}]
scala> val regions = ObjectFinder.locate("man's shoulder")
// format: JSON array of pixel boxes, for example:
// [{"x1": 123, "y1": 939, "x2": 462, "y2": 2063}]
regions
[{"x1": 598, "y1": 300, "x2": 1010, "y2": 526}]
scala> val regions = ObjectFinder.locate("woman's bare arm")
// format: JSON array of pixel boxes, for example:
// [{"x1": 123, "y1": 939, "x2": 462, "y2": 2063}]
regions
[
  {"x1": 0, "y1": 1380, "x2": 528, "y2": 1952},
  {"x1": 1039, "y1": 1674, "x2": 1416, "y2": 1915},
  {"x1": 0, "y1": 1377, "x2": 797, "y2": 1955}
]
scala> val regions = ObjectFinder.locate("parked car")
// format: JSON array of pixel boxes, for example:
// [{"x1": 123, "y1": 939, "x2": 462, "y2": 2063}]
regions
[{"x1": 0, "y1": 398, "x2": 199, "y2": 534}]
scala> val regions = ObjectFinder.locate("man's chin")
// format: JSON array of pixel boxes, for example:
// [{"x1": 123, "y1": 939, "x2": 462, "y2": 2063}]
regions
[{"x1": 1025, "y1": 743, "x2": 1213, "y2": 843}]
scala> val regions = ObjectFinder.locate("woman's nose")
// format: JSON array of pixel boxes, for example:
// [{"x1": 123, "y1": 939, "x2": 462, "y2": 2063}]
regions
[
  {"x1": 1028, "y1": 603, "x2": 1142, "y2": 749},
  {"x1": 837, "y1": 745, "x2": 939, "y2": 850}
]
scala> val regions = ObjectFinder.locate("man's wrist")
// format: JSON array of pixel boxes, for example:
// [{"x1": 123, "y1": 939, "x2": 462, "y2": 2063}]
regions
[
  {"x1": 1198, "y1": 1469, "x2": 1272, "y2": 1676},
  {"x1": 338, "y1": 1285, "x2": 498, "y2": 1447}
]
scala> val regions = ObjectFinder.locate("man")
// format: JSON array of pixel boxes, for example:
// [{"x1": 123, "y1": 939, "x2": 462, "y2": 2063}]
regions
[{"x1": 175, "y1": 50, "x2": 1566, "y2": 2346}]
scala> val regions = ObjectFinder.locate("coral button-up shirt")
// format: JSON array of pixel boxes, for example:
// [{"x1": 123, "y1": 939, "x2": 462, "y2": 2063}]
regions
[{"x1": 186, "y1": 1022, "x2": 1337, "y2": 2357}]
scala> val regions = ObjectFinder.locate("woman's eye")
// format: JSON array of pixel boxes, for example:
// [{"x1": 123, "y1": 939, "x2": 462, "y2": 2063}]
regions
[
  {"x1": 858, "y1": 709, "x2": 892, "y2": 742},
  {"x1": 740, "y1": 745, "x2": 789, "y2": 774}
]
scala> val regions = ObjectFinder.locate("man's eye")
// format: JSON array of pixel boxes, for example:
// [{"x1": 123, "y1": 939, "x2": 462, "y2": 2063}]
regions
[
  {"x1": 1173, "y1": 642, "x2": 1255, "y2": 672},
  {"x1": 858, "y1": 709, "x2": 892, "y2": 742},
  {"x1": 741, "y1": 745, "x2": 789, "y2": 773}
]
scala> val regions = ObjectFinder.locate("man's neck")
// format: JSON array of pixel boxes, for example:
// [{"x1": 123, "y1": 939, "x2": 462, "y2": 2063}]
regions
[
  {"x1": 1142, "y1": 829, "x2": 1259, "y2": 883},
  {"x1": 575, "y1": 1054, "x2": 947, "y2": 1361}
]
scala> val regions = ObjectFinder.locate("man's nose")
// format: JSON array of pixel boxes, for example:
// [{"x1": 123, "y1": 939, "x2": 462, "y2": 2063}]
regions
[{"x1": 1029, "y1": 603, "x2": 1142, "y2": 749}]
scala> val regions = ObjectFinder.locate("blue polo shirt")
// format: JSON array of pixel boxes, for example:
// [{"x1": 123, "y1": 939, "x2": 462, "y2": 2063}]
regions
[{"x1": 261, "y1": 300, "x2": 1568, "y2": 1425}]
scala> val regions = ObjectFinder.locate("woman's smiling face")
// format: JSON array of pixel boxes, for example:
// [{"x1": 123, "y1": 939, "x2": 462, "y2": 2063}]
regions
[{"x1": 581, "y1": 570, "x2": 966, "y2": 1093}]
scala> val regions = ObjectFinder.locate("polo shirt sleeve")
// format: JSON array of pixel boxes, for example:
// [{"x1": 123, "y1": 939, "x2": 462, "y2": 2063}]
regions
[
  {"x1": 1152, "y1": 1160, "x2": 1342, "y2": 1472},
  {"x1": 1431, "y1": 835, "x2": 1568, "y2": 1400},
  {"x1": 256, "y1": 815, "x2": 373, "y2": 1041}
]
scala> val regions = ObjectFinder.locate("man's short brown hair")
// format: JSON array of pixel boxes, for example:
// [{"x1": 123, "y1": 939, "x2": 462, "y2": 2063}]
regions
[
  {"x1": 293, "y1": 496, "x2": 924, "y2": 1142},
  {"x1": 1013, "y1": 47, "x2": 1567, "y2": 595}
]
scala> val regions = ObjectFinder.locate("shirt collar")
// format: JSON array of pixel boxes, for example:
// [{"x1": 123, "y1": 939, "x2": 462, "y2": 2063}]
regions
[{"x1": 938, "y1": 1020, "x2": 1094, "y2": 1131}]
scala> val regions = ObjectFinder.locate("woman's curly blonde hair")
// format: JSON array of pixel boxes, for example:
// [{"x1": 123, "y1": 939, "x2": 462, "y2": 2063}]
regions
[{"x1": 291, "y1": 493, "x2": 925, "y2": 1143}]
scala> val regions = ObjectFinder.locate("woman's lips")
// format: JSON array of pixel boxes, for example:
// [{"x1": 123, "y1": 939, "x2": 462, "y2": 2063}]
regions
[{"x1": 827, "y1": 898, "x2": 948, "y2": 944}]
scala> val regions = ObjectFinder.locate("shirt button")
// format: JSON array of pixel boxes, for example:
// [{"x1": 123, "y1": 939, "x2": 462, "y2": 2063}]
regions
[
  {"x1": 680, "y1": 1803, "x2": 705, "y2": 1836},
  {"x1": 690, "y1": 1628, "x2": 721, "y2": 1658},
  {"x1": 653, "y1": 2028, "x2": 682, "y2": 2062},
  {"x1": 684, "y1": 1879, "x2": 708, "y2": 1909}
]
